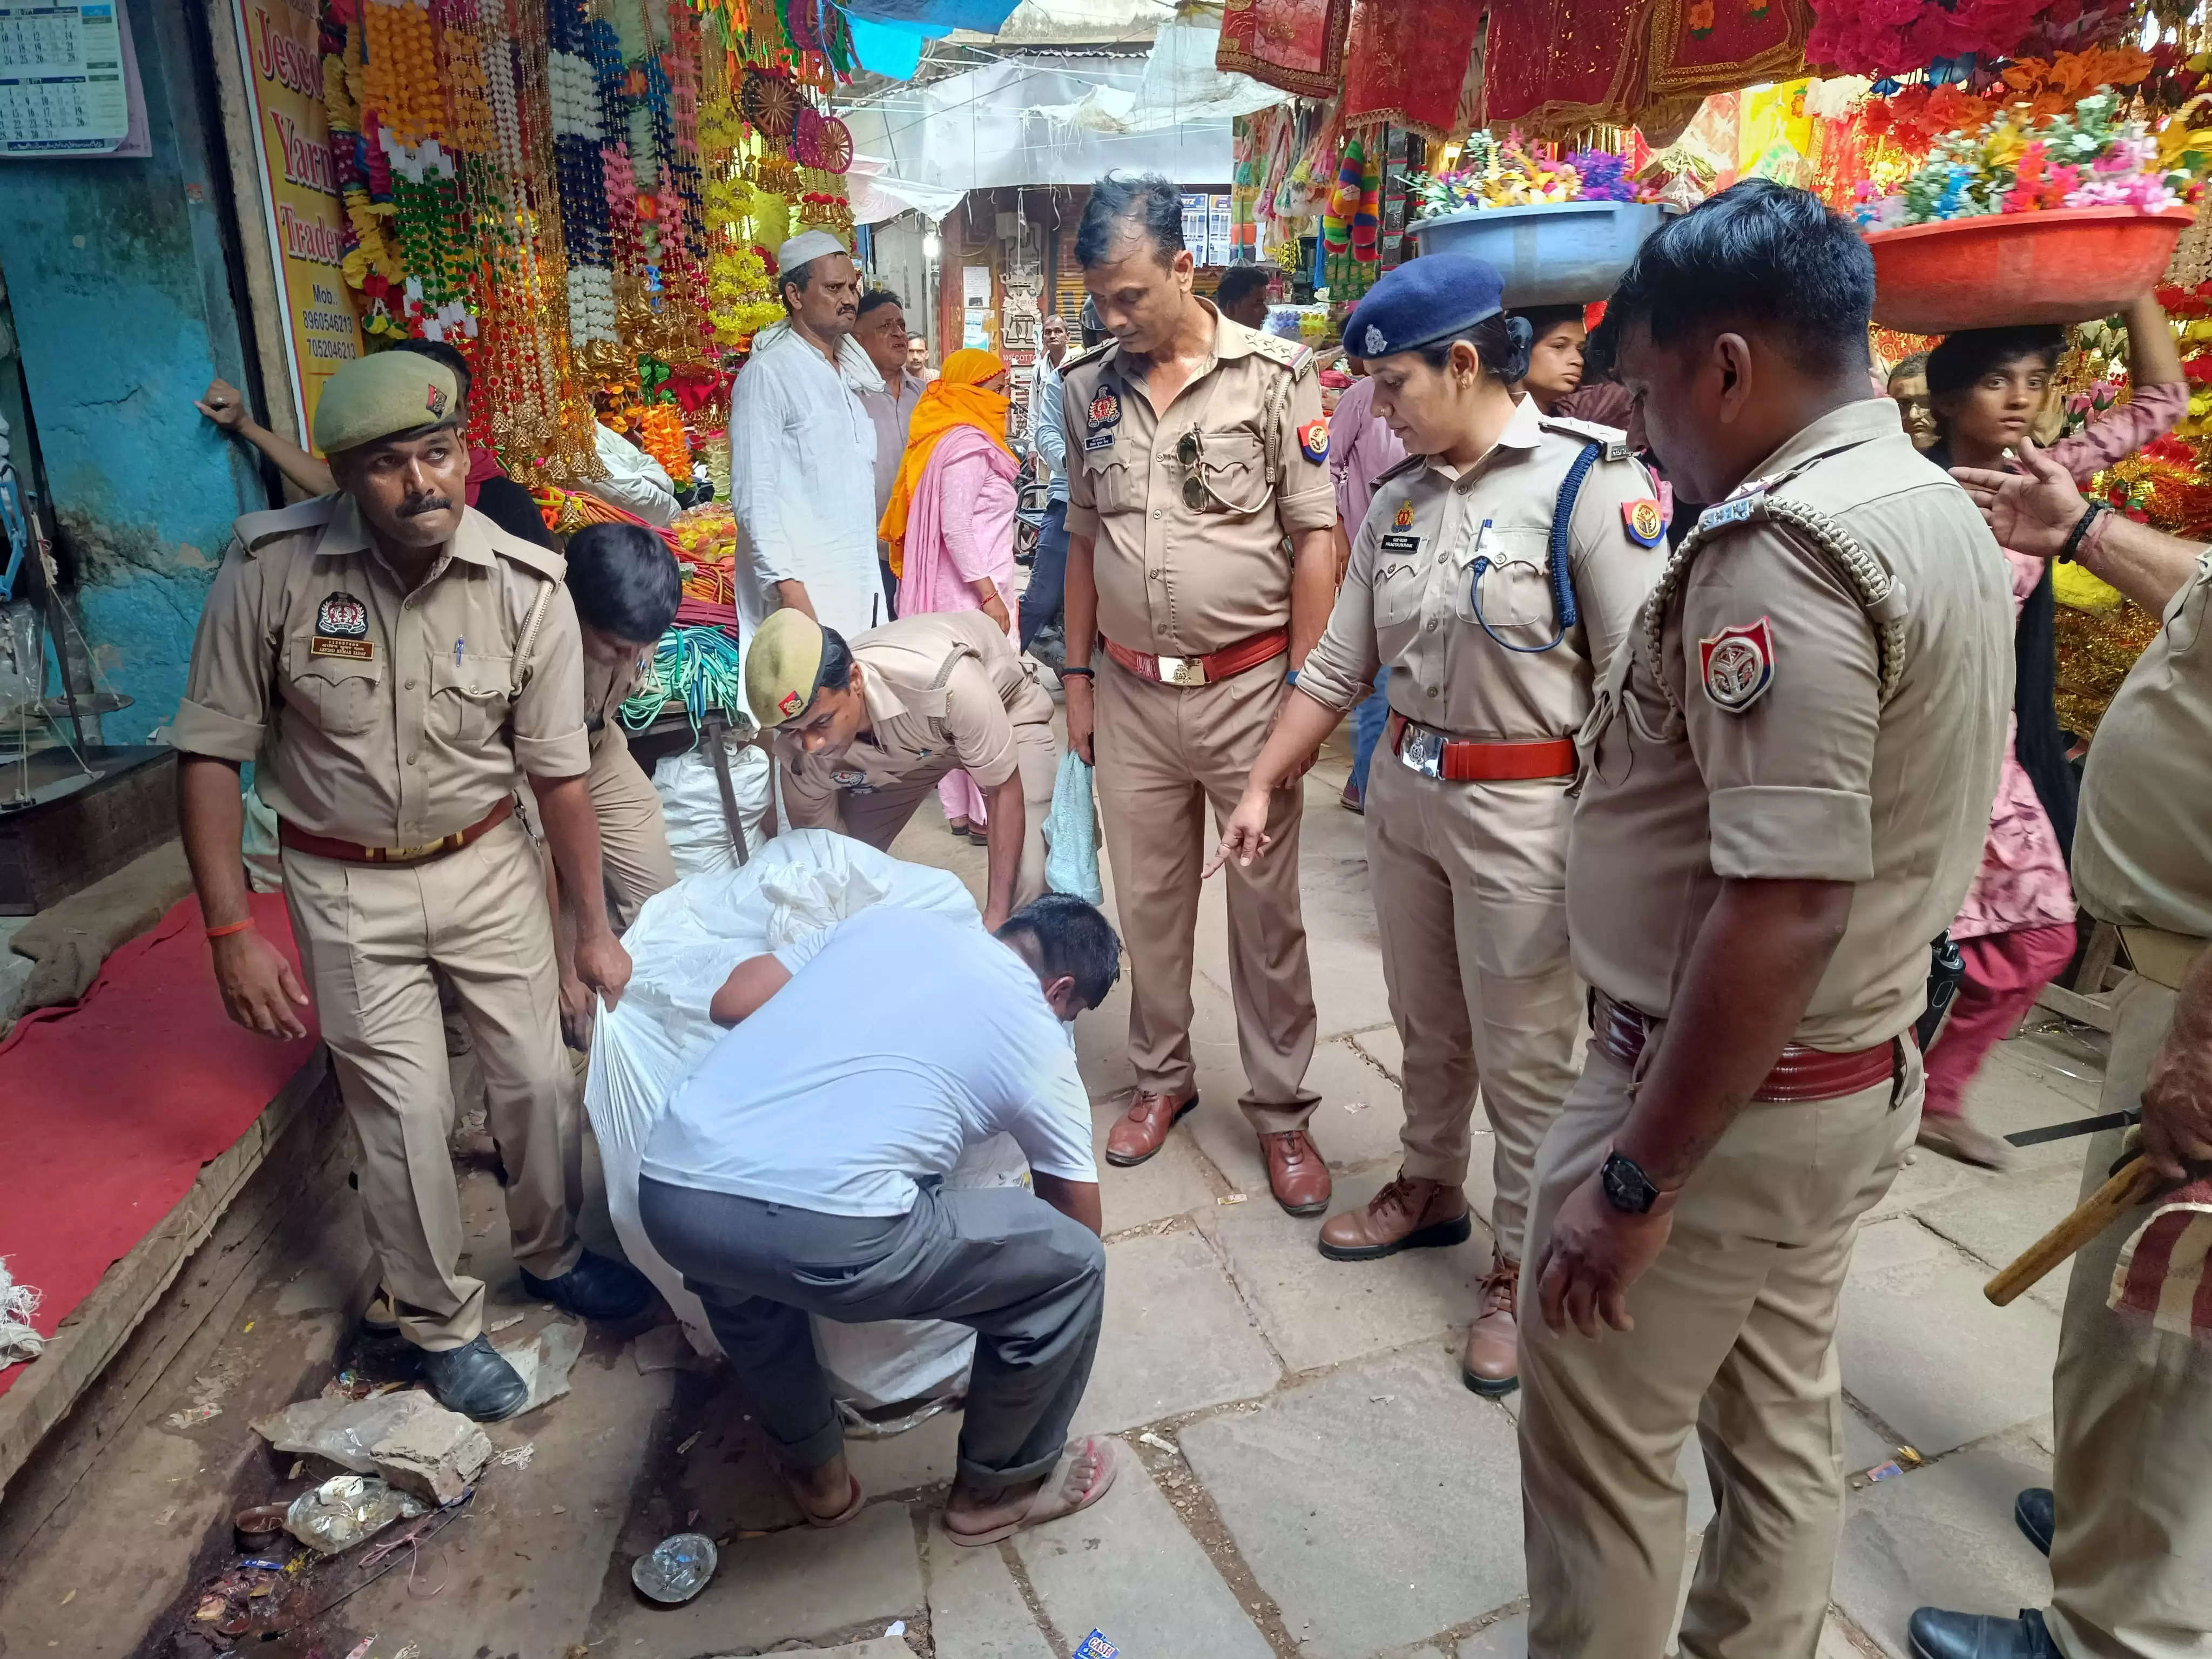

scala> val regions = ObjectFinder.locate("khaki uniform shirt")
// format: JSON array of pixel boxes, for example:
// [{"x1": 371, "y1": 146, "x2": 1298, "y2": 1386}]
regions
[
  {"x1": 171, "y1": 495, "x2": 590, "y2": 846},
  {"x1": 583, "y1": 650, "x2": 648, "y2": 753},
  {"x1": 781, "y1": 611, "x2": 1054, "y2": 820},
  {"x1": 1060, "y1": 299, "x2": 1337, "y2": 656},
  {"x1": 1297, "y1": 397, "x2": 1664, "y2": 738},
  {"x1": 1568, "y1": 400, "x2": 2012, "y2": 1049},
  {"x1": 2074, "y1": 549, "x2": 2212, "y2": 939}
]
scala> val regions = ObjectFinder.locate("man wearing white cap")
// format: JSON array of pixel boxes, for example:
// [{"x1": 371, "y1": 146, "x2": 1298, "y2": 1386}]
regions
[{"x1": 730, "y1": 230, "x2": 892, "y2": 643}]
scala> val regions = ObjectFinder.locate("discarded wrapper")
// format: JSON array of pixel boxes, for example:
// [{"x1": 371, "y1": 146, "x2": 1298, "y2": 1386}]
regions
[
  {"x1": 285, "y1": 1473, "x2": 427, "y2": 1555},
  {"x1": 632, "y1": 1531, "x2": 718, "y2": 1604},
  {"x1": 1076, "y1": 1633, "x2": 1120, "y2": 1658}
]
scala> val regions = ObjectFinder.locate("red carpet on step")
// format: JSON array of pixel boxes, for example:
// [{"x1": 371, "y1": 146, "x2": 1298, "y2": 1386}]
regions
[{"x1": 0, "y1": 892, "x2": 319, "y2": 1399}]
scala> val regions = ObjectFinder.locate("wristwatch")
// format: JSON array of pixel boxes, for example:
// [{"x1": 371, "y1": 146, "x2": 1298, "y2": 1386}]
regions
[{"x1": 1600, "y1": 1149, "x2": 1668, "y2": 1216}]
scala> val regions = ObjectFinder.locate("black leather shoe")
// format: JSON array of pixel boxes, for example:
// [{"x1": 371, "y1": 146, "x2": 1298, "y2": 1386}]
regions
[
  {"x1": 521, "y1": 1249, "x2": 654, "y2": 1322},
  {"x1": 2014, "y1": 1487, "x2": 2054, "y2": 1556},
  {"x1": 1907, "y1": 1608, "x2": 2061, "y2": 1659},
  {"x1": 420, "y1": 1335, "x2": 529, "y2": 1421}
]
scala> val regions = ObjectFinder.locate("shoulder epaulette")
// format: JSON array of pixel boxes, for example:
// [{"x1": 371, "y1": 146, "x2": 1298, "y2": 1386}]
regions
[
  {"x1": 480, "y1": 512, "x2": 568, "y2": 582},
  {"x1": 1060, "y1": 337, "x2": 1116, "y2": 375},
  {"x1": 1371, "y1": 451, "x2": 1427, "y2": 489},
  {"x1": 1248, "y1": 332, "x2": 1316, "y2": 379},
  {"x1": 1539, "y1": 415, "x2": 1631, "y2": 461},
  {"x1": 235, "y1": 494, "x2": 338, "y2": 555}
]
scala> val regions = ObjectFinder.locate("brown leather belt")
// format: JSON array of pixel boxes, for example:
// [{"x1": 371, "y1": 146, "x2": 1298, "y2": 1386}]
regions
[
  {"x1": 1387, "y1": 713, "x2": 1578, "y2": 783},
  {"x1": 1102, "y1": 628, "x2": 1289, "y2": 688},
  {"x1": 279, "y1": 797, "x2": 514, "y2": 866},
  {"x1": 1590, "y1": 990, "x2": 1905, "y2": 1103}
]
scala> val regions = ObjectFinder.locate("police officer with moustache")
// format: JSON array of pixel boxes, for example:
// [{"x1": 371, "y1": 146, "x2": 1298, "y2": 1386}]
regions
[
  {"x1": 1209, "y1": 252, "x2": 1669, "y2": 1398},
  {"x1": 172, "y1": 352, "x2": 653, "y2": 1421},
  {"x1": 1056, "y1": 173, "x2": 1341, "y2": 1217},
  {"x1": 1514, "y1": 182, "x2": 2012, "y2": 1658}
]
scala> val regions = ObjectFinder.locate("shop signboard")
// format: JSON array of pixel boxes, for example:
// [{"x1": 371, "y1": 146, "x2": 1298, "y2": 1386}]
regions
[{"x1": 229, "y1": 0, "x2": 362, "y2": 443}]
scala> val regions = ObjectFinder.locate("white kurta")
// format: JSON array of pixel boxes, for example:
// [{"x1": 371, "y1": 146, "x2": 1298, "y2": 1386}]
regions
[{"x1": 730, "y1": 322, "x2": 889, "y2": 645}]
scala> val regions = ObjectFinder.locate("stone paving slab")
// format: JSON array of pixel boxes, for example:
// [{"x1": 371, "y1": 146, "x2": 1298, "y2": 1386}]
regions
[
  {"x1": 603, "y1": 1500, "x2": 924, "y2": 1653},
  {"x1": 1865, "y1": 1144, "x2": 1992, "y2": 1223},
  {"x1": 1011, "y1": 1453, "x2": 1277, "y2": 1659},
  {"x1": 1179, "y1": 1345, "x2": 1526, "y2": 1659},
  {"x1": 924, "y1": 1528, "x2": 1056, "y2": 1658},
  {"x1": 1209, "y1": 1163, "x2": 1495, "y2": 1374},
  {"x1": 1838, "y1": 1218, "x2": 2061, "y2": 1457},
  {"x1": 846, "y1": 1408, "x2": 962, "y2": 1496},
  {"x1": 1955, "y1": 1042, "x2": 2111, "y2": 1171},
  {"x1": 1832, "y1": 1435, "x2": 2055, "y2": 1659},
  {"x1": 1072, "y1": 1228, "x2": 1282, "y2": 1435},
  {"x1": 1913, "y1": 1161, "x2": 2085, "y2": 1315}
]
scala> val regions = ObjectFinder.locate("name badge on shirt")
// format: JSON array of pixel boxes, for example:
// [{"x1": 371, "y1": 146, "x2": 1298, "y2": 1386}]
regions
[
  {"x1": 1379, "y1": 532, "x2": 1421, "y2": 555},
  {"x1": 311, "y1": 591, "x2": 375, "y2": 660},
  {"x1": 1084, "y1": 431, "x2": 1116, "y2": 453},
  {"x1": 311, "y1": 637, "x2": 376, "y2": 660}
]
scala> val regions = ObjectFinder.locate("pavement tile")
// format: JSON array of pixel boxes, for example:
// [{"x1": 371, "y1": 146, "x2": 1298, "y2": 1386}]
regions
[
  {"x1": 1092, "y1": 1096, "x2": 1219, "y2": 1233},
  {"x1": 1912, "y1": 1161, "x2": 2085, "y2": 1314},
  {"x1": 1838, "y1": 1218, "x2": 2061, "y2": 1456},
  {"x1": 1458, "y1": 1615, "x2": 1529, "y2": 1656},
  {"x1": 1954, "y1": 1043, "x2": 2111, "y2": 1171},
  {"x1": 1189, "y1": 1031, "x2": 1413, "y2": 1192},
  {"x1": 1179, "y1": 1346, "x2": 1525, "y2": 1659},
  {"x1": 1011, "y1": 1454, "x2": 1276, "y2": 1659},
  {"x1": 1072, "y1": 1228, "x2": 1282, "y2": 1434},
  {"x1": 924, "y1": 1528, "x2": 1056, "y2": 1658},
  {"x1": 608, "y1": 1499, "x2": 923, "y2": 1651},
  {"x1": 1832, "y1": 1436, "x2": 2054, "y2": 1659},
  {"x1": 1865, "y1": 1144, "x2": 1993, "y2": 1223},
  {"x1": 2001, "y1": 1026, "x2": 2109, "y2": 1112},
  {"x1": 846, "y1": 1409, "x2": 962, "y2": 1496},
  {"x1": 1210, "y1": 1164, "x2": 1495, "y2": 1373}
]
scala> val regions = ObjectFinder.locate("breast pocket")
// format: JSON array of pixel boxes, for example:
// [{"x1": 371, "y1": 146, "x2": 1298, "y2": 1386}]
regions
[
  {"x1": 1457, "y1": 528, "x2": 1557, "y2": 631},
  {"x1": 1371, "y1": 554, "x2": 1428, "y2": 629},
  {"x1": 1197, "y1": 430, "x2": 1267, "y2": 515},
  {"x1": 281, "y1": 643, "x2": 385, "y2": 737},
  {"x1": 432, "y1": 652, "x2": 515, "y2": 748},
  {"x1": 1082, "y1": 447, "x2": 1132, "y2": 514}
]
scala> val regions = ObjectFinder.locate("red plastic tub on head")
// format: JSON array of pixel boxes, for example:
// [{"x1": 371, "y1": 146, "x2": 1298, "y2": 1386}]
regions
[{"x1": 1866, "y1": 205, "x2": 2196, "y2": 334}]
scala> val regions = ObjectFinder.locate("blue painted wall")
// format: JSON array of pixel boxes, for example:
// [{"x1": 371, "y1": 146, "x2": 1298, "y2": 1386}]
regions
[{"x1": 0, "y1": 0, "x2": 269, "y2": 742}]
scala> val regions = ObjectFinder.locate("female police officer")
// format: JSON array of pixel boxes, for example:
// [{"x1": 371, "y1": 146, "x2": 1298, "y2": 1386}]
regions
[{"x1": 1207, "y1": 254, "x2": 1666, "y2": 1395}]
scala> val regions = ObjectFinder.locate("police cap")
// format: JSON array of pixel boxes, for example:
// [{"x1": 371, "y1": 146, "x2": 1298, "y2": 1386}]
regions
[
  {"x1": 1343, "y1": 254, "x2": 1507, "y2": 362},
  {"x1": 746, "y1": 608, "x2": 828, "y2": 729},
  {"x1": 312, "y1": 351, "x2": 462, "y2": 456}
]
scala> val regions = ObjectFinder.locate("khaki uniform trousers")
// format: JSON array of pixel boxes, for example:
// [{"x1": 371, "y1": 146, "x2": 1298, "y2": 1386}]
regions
[
  {"x1": 826, "y1": 720, "x2": 1059, "y2": 911},
  {"x1": 285, "y1": 815, "x2": 583, "y2": 1351},
  {"x1": 2046, "y1": 958, "x2": 2212, "y2": 1659},
  {"x1": 1517, "y1": 1041, "x2": 1919, "y2": 1659},
  {"x1": 1364, "y1": 750, "x2": 1583, "y2": 1259},
  {"x1": 587, "y1": 721, "x2": 678, "y2": 929},
  {"x1": 1094, "y1": 653, "x2": 1317, "y2": 1130}
]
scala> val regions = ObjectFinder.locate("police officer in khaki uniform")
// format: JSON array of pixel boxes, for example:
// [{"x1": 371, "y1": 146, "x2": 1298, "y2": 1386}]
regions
[
  {"x1": 172, "y1": 352, "x2": 653, "y2": 1422},
  {"x1": 749, "y1": 608, "x2": 1060, "y2": 930},
  {"x1": 1513, "y1": 184, "x2": 2011, "y2": 1657},
  {"x1": 1058, "y1": 173, "x2": 1341, "y2": 1216},
  {"x1": 1913, "y1": 448, "x2": 2212, "y2": 1659},
  {"x1": 1211, "y1": 253, "x2": 1667, "y2": 1398}
]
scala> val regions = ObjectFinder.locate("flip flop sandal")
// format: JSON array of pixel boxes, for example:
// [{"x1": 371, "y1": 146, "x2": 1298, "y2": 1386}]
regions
[
  {"x1": 793, "y1": 1472, "x2": 865, "y2": 1529},
  {"x1": 943, "y1": 1437, "x2": 1118, "y2": 1548}
]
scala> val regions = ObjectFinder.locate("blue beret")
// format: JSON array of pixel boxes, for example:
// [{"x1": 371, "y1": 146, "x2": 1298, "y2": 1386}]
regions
[{"x1": 1343, "y1": 254, "x2": 1506, "y2": 361}]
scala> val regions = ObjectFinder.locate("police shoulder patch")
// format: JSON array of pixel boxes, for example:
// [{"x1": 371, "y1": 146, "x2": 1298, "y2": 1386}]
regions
[
  {"x1": 316, "y1": 591, "x2": 369, "y2": 638},
  {"x1": 1698, "y1": 617, "x2": 1777, "y2": 713},
  {"x1": 1621, "y1": 497, "x2": 1665, "y2": 547},
  {"x1": 1298, "y1": 419, "x2": 1329, "y2": 463},
  {"x1": 1087, "y1": 388, "x2": 1121, "y2": 430}
]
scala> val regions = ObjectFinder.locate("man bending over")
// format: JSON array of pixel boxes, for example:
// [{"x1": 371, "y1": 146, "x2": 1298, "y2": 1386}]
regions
[{"x1": 637, "y1": 895, "x2": 1122, "y2": 1543}]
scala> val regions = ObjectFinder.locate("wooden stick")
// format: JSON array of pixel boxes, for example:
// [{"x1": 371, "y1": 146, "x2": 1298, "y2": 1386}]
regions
[{"x1": 1985, "y1": 1157, "x2": 2166, "y2": 1307}]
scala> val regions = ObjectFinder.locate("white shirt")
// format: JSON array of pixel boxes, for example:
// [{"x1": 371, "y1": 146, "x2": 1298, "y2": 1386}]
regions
[
  {"x1": 641, "y1": 907, "x2": 1098, "y2": 1216},
  {"x1": 581, "y1": 422, "x2": 680, "y2": 526},
  {"x1": 730, "y1": 320, "x2": 891, "y2": 643}
]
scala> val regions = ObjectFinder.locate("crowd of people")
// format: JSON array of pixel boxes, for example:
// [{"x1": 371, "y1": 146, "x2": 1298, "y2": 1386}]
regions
[{"x1": 168, "y1": 170, "x2": 2209, "y2": 1659}]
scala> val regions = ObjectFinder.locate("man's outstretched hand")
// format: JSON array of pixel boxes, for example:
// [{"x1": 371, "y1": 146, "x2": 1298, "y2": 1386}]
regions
[{"x1": 1949, "y1": 438, "x2": 2088, "y2": 561}]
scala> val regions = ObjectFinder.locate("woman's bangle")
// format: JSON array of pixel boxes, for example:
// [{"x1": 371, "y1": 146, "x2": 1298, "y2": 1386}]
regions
[
  {"x1": 205, "y1": 918, "x2": 257, "y2": 940},
  {"x1": 2058, "y1": 502, "x2": 2107, "y2": 565}
]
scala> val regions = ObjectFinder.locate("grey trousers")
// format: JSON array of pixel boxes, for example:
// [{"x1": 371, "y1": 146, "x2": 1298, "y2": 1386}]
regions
[{"x1": 638, "y1": 1176, "x2": 1105, "y2": 1491}]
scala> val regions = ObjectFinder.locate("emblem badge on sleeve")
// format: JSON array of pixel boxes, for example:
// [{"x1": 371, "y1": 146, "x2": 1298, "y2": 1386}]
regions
[
  {"x1": 1622, "y1": 497, "x2": 1665, "y2": 547},
  {"x1": 1298, "y1": 419, "x2": 1330, "y2": 463},
  {"x1": 1698, "y1": 617, "x2": 1777, "y2": 713}
]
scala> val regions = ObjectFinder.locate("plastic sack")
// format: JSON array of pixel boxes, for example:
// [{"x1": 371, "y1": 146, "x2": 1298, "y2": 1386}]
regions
[
  {"x1": 1043, "y1": 752, "x2": 1104, "y2": 905},
  {"x1": 653, "y1": 734, "x2": 770, "y2": 878},
  {"x1": 284, "y1": 1474, "x2": 426, "y2": 1556},
  {"x1": 585, "y1": 830, "x2": 1013, "y2": 1411}
]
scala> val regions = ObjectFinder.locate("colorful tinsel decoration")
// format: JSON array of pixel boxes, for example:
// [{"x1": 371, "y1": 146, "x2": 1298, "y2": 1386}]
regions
[{"x1": 1414, "y1": 133, "x2": 1652, "y2": 218}]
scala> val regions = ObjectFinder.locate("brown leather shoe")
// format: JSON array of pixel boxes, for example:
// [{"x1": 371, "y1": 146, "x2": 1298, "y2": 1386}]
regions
[
  {"x1": 1317, "y1": 1172, "x2": 1471, "y2": 1262},
  {"x1": 1260, "y1": 1129, "x2": 1331, "y2": 1216},
  {"x1": 1105, "y1": 1090, "x2": 1197, "y2": 1167},
  {"x1": 1461, "y1": 1258, "x2": 1521, "y2": 1397}
]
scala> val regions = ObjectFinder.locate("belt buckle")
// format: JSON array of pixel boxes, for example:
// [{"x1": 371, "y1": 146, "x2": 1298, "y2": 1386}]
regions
[
  {"x1": 1156, "y1": 655, "x2": 1205, "y2": 687},
  {"x1": 380, "y1": 837, "x2": 443, "y2": 861},
  {"x1": 1398, "y1": 724, "x2": 1445, "y2": 779}
]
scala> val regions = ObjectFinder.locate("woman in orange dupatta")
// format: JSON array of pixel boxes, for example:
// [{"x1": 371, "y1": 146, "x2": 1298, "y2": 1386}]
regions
[{"x1": 878, "y1": 348, "x2": 1022, "y2": 838}]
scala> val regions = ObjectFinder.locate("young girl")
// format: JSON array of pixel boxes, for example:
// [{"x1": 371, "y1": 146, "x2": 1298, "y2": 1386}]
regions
[{"x1": 1914, "y1": 295, "x2": 2186, "y2": 1166}]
